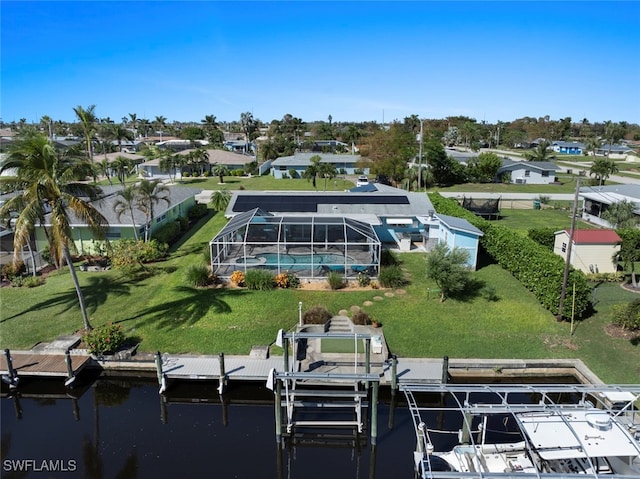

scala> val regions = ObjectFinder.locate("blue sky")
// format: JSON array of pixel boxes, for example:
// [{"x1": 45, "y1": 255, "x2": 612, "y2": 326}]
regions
[{"x1": 2, "y1": 1, "x2": 639, "y2": 125}]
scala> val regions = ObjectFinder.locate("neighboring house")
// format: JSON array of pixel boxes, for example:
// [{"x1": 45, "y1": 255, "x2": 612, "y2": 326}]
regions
[
  {"x1": 595, "y1": 144, "x2": 634, "y2": 158},
  {"x1": 445, "y1": 148, "x2": 478, "y2": 166},
  {"x1": 33, "y1": 185, "x2": 201, "y2": 255},
  {"x1": 580, "y1": 184, "x2": 640, "y2": 228},
  {"x1": 553, "y1": 229, "x2": 621, "y2": 274},
  {"x1": 497, "y1": 159, "x2": 559, "y2": 184},
  {"x1": 224, "y1": 140, "x2": 255, "y2": 154},
  {"x1": 156, "y1": 139, "x2": 209, "y2": 152},
  {"x1": 312, "y1": 140, "x2": 349, "y2": 152},
  {"x1": 270, "y1": 152, "x2": 367, "y2": 179},
  {"x1": 222, "y1": 183, "x2": 483, "y2": 270},
  {"x1": 429, "y1": 214, "x2": 484, "y2": 270},
  {"x1": 551, "y1": 141, "x2": 585, "y2": 155},
  {"x1": 138, "y1": 148, "x2": 255, "y2": 179}
]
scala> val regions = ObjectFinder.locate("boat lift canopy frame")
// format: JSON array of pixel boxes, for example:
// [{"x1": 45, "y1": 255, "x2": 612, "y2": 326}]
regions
[{"x1": 401, "y1": 384, "x2": 640, "y2": 479}]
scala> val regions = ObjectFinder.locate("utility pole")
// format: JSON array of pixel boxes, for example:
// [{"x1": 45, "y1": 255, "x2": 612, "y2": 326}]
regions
[
  {"x1": 418, "y1": 119, "x2": 424, "y2": 191},
  {"x1": 557, "y1": 178, "x2": 581, "y2": 321}
]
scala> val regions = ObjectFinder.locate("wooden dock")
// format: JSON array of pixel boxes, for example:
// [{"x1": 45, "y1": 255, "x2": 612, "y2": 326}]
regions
[
  {"x1": 1, "y1": 351, "x2": 91, "y2": 378},
  {"x1": 161, "y1": 354, "x2": 283, "y2": 381}
]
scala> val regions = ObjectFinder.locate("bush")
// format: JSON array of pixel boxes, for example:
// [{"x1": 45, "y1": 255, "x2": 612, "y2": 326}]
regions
[
  {"x1": 2, "y1": 261, "x2": 26, "y2": 281},
  {"x1": 357, "y1": 272, "x2": 371, "y2": 287},
  {"x1": 378, "y1": 265, "x2": 405, "y2": 288},
  {"x1": 527, "y1": 228, "x2": 556, "y2": 251},
  {"x1": 380, "y1": 249, "x2": 399, "y2": 267},
  {"x1": 586, "y1": 272, "x2": 625, "y2": 283},
  {"x1": 83, "y1": 323, "x2": 126, "y2": 355},
  {"x1": 303, "y1": 305, "x2": 332, "y2": 324},
  {"x1": 611, "y1": 299, "x2": 640, "y2": 331},
  {"x1": 184, "y1": 264, "x2": 211, "y2": 287},
  {"x1": 244, "y1": 269, "x2": 275, "y2": 290},
  {"x1": 110, "y1": 239, "x2": 168, "y2": 267},
  {"x1": 275, "y1": 272, "x2": 300, "y2": 289},
  {"x1": 182, "y1": 171, "x2": 191, "y2": 178},
  {"x1": 480, "y1": 285, "x2": 499, "y2": 302},
  {"x1": 230, "y1": 270, "x2": 245, "y2": 286},
  {"x1": 154, "y1": 220, "x2": 181, "y2": 244},
  {"x1": 326, "y1": 271, "x2": 344, "y2": 290},
  {"x1": 351, "y1": 310, "x2": 371, "y2": 325},
  {"x1": 203, "y1": 171, "x2": 211, "y2": 177},
  {"x1": 188, "y1": 203, "x2": 209, "y2": 220}
]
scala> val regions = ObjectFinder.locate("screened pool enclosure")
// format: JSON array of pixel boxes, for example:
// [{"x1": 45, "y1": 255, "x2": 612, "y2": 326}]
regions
[{"x1": 210, "y1": 208, "x2": 382, "y2": 279}]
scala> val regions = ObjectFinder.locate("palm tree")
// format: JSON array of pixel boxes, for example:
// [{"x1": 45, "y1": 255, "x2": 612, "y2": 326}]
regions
[
  {"x1": 98, "y1": 159, "x2": 113, "y2": 186},
  {"x1": 153, "y1": 116, "x2": 167, "y2": 140},
  {"x1": 318, "y1": 162, "x2": 337, "y2": 191},
  {"x1": 589, "y1": 157, "x2": 619, "y2": 186},
  {"x1": 128, "y1": 113, "x2": 138, "y2": 138},
  {"x1": 213, "y1": 164, "x2": 229, "y2": 184},
  {"x1": 524, "y1": 141, "x2": 556, "y2": 162},
  {"x1": 209, "y1": 189, "x2": 231, "y2": 212},
  {"x1": 110, "y1": 124, "x2": 134, "y2": 152},
  {"x1": 73, "y1": 104, "x2": 98, "y2": 162},
  {"x1": 111, "y1": 156, "x2": 132, "y2": 186},
  {"x1": 601, "y1": 200, "x2": 639, "y2": 229},
  {"x1": 134, "y1": 179, "x2": 171, "y2": 242},
  {"x1": 158, "y1": 152, "x2": 177, "y2": 183},
  {"x1": 192, "y1": 148, "x2": 209, "y2": 176},
  {"x1": 40, "y1": 115, "x2": 53, "y2": 140},
  {"x1": 604, "y1": 121, "x2": 626, "y2": 156},
  {"x1": 0, "y1": 131, "x2": 108, "y2": 330},
  {"x1": 303, "y1": 155, "x2": 322, "y2": 189},
  {"x1": 113, "y1": 185, "x2": 140, "y2": 241},
  {"x1": 585, "y1": 136, "x2": 601, "y2": 161}
]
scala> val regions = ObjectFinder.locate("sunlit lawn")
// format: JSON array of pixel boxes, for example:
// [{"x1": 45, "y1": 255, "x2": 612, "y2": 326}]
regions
[{"x1": 497, "y1": 208, "x2": 597, "y2": 234}]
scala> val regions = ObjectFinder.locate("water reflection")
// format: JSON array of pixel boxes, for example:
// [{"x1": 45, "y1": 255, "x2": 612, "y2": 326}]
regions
[{"x1": 2, "y1": 375, "x2": 414, "y2": 479}]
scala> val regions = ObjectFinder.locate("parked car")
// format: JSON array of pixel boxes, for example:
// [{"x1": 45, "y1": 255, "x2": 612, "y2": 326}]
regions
[{"x1": 356, "y1": 176, "x2": 369, "y2": 187}]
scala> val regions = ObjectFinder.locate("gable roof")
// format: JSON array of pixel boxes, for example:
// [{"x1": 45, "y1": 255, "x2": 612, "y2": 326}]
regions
[
  {"x1": 436, "y1": 214, "x2": 484, "y2": 237},
  {"x1": 579, "y1": 184, "x2": 640, "y2": 209},
  {"x1": 555, "y1": 229, "x2": 622, "y2": 244},
  {"x1": 271, "y1": 152, "x2": 363, "y2": 167},
  {"x1": 498, "y1": 158, "x2": 559, "y2": 172}
]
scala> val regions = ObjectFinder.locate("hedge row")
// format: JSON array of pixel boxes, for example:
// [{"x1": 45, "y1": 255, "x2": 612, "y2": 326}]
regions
[{"x1": 428, "y1": 193, "x2": 591, "y2": 319}]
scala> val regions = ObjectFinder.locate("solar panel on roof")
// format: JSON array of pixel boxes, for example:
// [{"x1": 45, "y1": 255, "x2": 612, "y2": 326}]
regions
[{"x1": 233, "y1": 195, "x2": 409, "y2": 213}]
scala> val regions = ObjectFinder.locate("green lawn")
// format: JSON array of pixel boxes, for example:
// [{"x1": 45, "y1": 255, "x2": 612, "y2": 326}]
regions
[
  {"x1": 2, "y1": 207, "x2": 638, "y2": 383},
  {"x1": 497, "y1": 209, "x2": 597, "y2": 234}
]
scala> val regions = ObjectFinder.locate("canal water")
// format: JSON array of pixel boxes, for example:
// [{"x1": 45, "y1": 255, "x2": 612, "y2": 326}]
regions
[{"x1": 1, "y1": 374, "x2": 416, "y2": 479}]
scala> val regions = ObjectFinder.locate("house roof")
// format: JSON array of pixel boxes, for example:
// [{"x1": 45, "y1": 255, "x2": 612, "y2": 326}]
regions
[
  {"x1": 42, "y1": 185, "x2": 201, "y2": 227},
  {"x1": 436, "y1": 214, "x2": 484, "y2": 237},
  {"x1": 99, "y1": 152, "x2": 146, "y2": 163},
  {"x1": 579, "y1": 184, "x2": 640, "y2": 210},
  {"x1": 498, "y1": 158, "x2": 559, "y2": 172},
  {"x1": 271, "y1": 152, "x2": 363, "y2": 167},
  {"x1": 552, "y1": 141, "x2": 585, "y2": 149},
  {"x1": 177, "y1": 148, "x2": 255, "y2": 165},
  {"x1": 555, "y1": 229, "x2": 621, "y2": 245}
]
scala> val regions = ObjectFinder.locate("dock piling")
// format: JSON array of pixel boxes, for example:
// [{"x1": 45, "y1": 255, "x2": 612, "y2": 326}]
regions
[
  {"x1": 275, "y1": 378, "x2": 282, "y2": 443},
  {"x1": 370, "y1": 381, "x2": 379, "y2": 446},
  {"x1": 64, "y1": 350, "x2": 76, "y2": 387},
  {"x1": 218, "y1": 352, "x2": 227, "y2": 395},
  {"x1": 390, "y1": 355, "x2": 398, "y2": 394},
  {"x1": 155, "y1": 352, "x2": 167, "y2": 394},
  {"x1": 442, "y1": 355, "x2": 449, "y2": 384},
  {"x1": 2, "y1": 349, "x2": 19, "y2": 389}
]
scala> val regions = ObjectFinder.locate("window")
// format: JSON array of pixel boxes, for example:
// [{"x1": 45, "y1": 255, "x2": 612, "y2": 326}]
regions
[
  {"x1": 542, "y1": 171, "x2": 549, "y2": 177},
  {"x1": 156, "y1": 214, "x2": 167, "y2": 224},
  {"x1": 524, "y1": 170, "x2": 530, "y2": 177},
  {"x1": 561, "y1": 242, "x2": 567, "y2": 253}
]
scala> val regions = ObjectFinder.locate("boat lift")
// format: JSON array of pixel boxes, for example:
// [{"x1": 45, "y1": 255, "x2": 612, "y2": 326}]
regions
[
  {"x1": 401, "y1": 384, "x2": 640, "y2": 479},
  {"x1": 267, "y1": 329, "x2": 381, "y2": 445}
]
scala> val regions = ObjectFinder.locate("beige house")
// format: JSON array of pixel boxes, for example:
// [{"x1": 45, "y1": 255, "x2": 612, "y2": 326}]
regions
[{"x1": 553, "y1": 229, "x2": 621, "y2": 274}]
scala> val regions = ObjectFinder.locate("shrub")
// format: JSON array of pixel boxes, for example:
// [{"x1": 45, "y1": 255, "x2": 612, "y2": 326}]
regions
[
  {"x1": 230, "y1": 270, "x2": 245, "y2": 286},
  {"x1": 527, "y1": 227, "x2": 556, "y2": 251},
  {"x1": 83, "y1": 323, "x2": 125, "y2": 355},
  {"x1": 22, "y1": 276, "x2": 44, "y2": 288},
  {"x1": 244, "y1": 269, "x2": 275, "y2": 290},
  {"x1": 351, "y1": 310, "x2": 371, "y2": 325},
  {"x1": 378, "y1": 265, "x2": 405, "y2": 288},
  {"x1": 586, "y1": 272, "x2": 625, "y2": 283},
  {"x1": 480, "y1": 285, "x2": 499, "y2": 302},
  {"x1": 380, "y1": 249, "x2": 399, "y2": 267},
  {"x1": 289, "y1": 168, "x2": 298, "y2": 179},
  {"x1": 303, "y1": 305, "x2": 332, "y2": 324},
  {"x1": 154, "y1": 220, "x2": 181, "y2": 244},
  {"x1": 182, "y1": 171, "x2": 191, "y2": 178},
  {"x1": 2, "y1": 261, "x2": 26, "y2": 282},
  {"x1": 110, "y1": 239, "x2": 168, "y2": 267},
  {"x1": 611, "y1": 299, "x2": 640, "y2": 331},
  {"x1": 187, "y1": 203, "x2": 209, "y2": 220},
  {"x1": 326, "y1": 271, "x2": 344, "y2": 290},
  {"x1": 203, "y1": 171, "x2": 211, "y2": 177},
  {"x1": 275, "y1": 272, "x2": 300, "y2": 289},
  {"x1": 184, "y1": 264, "x2": 211, "y2": 287},
  {"x1": 177, "y1": 216, "x2": 189, "y2": 231},
  {"x1": 357, "y1": 272, "x2": 371, "y2": 287}
]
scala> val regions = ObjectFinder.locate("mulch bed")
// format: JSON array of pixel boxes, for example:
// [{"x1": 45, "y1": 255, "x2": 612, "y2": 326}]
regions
[{"x1": 604, "y1": 323, "x2": 640, "y2": 341}]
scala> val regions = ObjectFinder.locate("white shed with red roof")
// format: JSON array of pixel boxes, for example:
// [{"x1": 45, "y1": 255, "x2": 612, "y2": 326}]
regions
[{"x1": 553, "y1": 229, "x2": 622, "y2": 274}]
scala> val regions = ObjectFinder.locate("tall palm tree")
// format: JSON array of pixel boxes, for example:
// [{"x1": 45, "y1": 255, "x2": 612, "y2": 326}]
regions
[
  {"x1": 153, "y1": 116, "x2": 167, "y2": 140},
  {"x1": 128, "y1": 113, "x2": 138, "y2": 138},
  {"x1": 304, "y1": 155, "x2": 322, "y2": 189},
  {"x1": 0, "y1": 131, "x2": 108, "y2": 330},
  {"x1": 589, "y1": 157, "x2": 619, "y2": 186},
  {"x1": 601, "y1": 200, "x2": 639, "y2": 229},
  {"x1": 113, "y1": 185, "x2": 140, "y2": 241},
  {"x1": 524, "y1": 141, "x2": 556, "y2": 162},
  {"x1": 111, "y1": 156, "x2": 132, "y2": 186},
  {"x1": 73, "y1": 104, "x2": 98, "y2": 162},
  {"x1": 98, "y1": 159, "x2": 113, "y2": 186},
  {"x1": 318, "y1": 162, "x2": 337, "y2": 191},
  {"x1": 213, "y1": 164, "x2": 229, "y2": 184},
  {"x1": 110, "y1": 124, "x2": 134, "y2": 152},
  {"x1": 134, "y1": 179, "x2": 171, "y2": 242}
]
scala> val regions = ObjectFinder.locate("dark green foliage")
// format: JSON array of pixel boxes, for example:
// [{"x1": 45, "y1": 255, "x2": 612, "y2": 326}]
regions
[
  {"x1": 109, "y1": 239, "x2": 168, "y2": 267},
  {"x1": 357, "y1": 272, "x2": 371, "y2": 287},
  {"x1": 187, "y1": 203, "x2": 208, "y2": 219},
  {"x1": 303, "y1": 305, "x2": 332, "y2": 324},
  {"x1": 351, "y1": 311, "x2": 371, "y2": 325},
  {"x1": 2, "y1": 261, "x2": 26, "y2": 281},
  {"x1": 611, "y1": 299, "x2": 640, "y2": 330},
  {"x1": 425, "y1": 243, "x2": 470, "y2": 301},
  {"x1": 83, "y1": 323, "x2": 125, "y2": 355},
  {"x1": 480, "y1": 285, "x2": 499, "y2": 302},
  {"x1": 184, "y1": 264, "x2": 211, "y2": 287},
  {"x1": 378, "y1": 265, "x2": 405, "y2": 288},
  {"x1": 429, "y1": 192, "x2": 592, "y2": 319},
  {"x1": 527, "y1": 227, "x2": 557, "y2": 251},
  {"x1": 178, "y1": 216, "x2": 189, "y2": 231},
  {"x1": 326, "y1": 271, "x2": 344, "y2": 290},
  {"x1": 153, "y1": 220, "x2": 181, "y2": 244},
  {"x1": 244, "y1": 269, "x2": 275, "y2": 290},
  {"x1": 380, "y1": 249, "x2": 399, "y2": 267}
]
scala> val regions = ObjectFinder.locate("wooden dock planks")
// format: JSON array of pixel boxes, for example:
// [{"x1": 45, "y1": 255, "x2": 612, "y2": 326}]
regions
[{"x1": 1, "y1": 353, "x2": 91, "y2": 377}]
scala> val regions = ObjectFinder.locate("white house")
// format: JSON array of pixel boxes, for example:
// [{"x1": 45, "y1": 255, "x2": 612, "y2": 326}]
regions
[
  {"x1": 580, "y1": 184, "x2": 640, "y2": 228},
  {"x1": 497, "y1": 159, "x2": 559, "y2": 184},
  {"x1": 551, "y1": 141, "x2": 585, "y2": 155},
  {"x1": 553, "y1": 229, "x2": 621, "y2": 274},
  {"x1": 270, "y1": 153, "x2": 367, "y2": 179}
]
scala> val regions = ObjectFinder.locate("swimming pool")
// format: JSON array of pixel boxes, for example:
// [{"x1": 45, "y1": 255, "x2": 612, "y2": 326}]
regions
[{"x1": 258, "y1": 252, "x2": 348, "y2": 270}]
